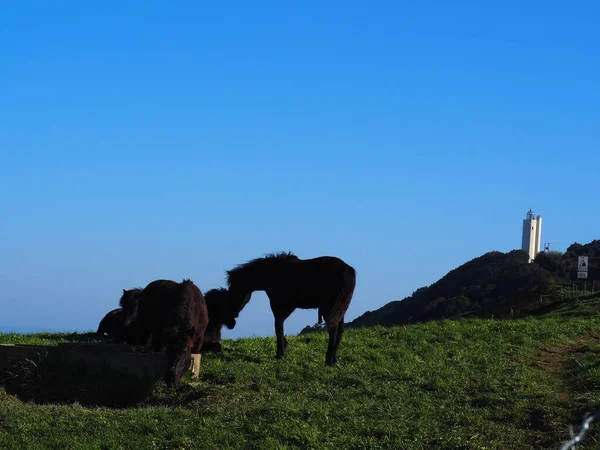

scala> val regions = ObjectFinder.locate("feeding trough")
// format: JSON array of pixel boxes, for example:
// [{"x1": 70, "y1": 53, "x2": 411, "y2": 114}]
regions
[
  {"x1": 0, "y1": 343, "x2": 169, "y2": 379},
  {"x1": 0, "y1": 342, "x2": 202, "y2": 406},
  {"x1": 0, "y1": 343, "x2": 201, "y2": 378}
]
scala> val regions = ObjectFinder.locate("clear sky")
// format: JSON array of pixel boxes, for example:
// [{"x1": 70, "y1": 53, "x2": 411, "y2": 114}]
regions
[{"x1": 1, "y1": 1, "x2": 599, "y2": 338}]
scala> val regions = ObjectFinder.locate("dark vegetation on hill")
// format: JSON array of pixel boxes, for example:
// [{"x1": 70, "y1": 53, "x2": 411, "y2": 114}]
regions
[{"x1": 346, "y1": 240, "x2": 600, "y2": 329}]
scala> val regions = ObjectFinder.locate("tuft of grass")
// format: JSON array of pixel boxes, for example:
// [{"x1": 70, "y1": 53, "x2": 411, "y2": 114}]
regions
[
  {"x1": 0, "y1": 331, "x2": 104, "y2": 346},
  {"x1": 2, "y1": 315, "x2": 600, "y2": 449}
]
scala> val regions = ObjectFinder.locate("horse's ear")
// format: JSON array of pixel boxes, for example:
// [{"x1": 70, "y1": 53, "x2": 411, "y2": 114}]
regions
[{"x1": 123, "y1": 289, "x2": 126, "y2": 293}]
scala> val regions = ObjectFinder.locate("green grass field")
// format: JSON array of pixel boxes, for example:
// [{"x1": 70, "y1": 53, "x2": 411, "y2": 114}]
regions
[{"x1": 2, "y1": 299, "x2": 600, "y2": 449}]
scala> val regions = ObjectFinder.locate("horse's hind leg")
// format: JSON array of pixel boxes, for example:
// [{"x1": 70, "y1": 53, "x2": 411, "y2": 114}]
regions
[
  {"x1": 332, "y1": 320, "x2": 345, "y2": 364},
  {"x1": 325, "y1": 325, "x2": 338, "y2": 365},
  {"x1": 274, "y1": 318, "x2": 286, "y2": 359}
]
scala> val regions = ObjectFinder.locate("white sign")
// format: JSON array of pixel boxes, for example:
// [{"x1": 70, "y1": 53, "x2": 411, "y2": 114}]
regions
[
  {"x1": 578, "y1": 271, "x2": 588, "y2": 279},
  {"x1": 578, "y1": 256, "x2": 589, "y2": 272}
]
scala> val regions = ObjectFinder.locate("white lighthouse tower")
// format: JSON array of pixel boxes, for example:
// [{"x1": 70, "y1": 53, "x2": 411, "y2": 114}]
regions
[{"x1": 521, "y1": 208, "x2": 542, "y2": 262}]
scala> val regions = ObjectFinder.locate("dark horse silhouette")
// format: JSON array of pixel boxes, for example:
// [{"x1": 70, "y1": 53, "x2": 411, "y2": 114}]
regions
[
  {"x1": 224, "y1": 252, "x2": 356, "y2": 365},
  {"x1": 119, "y1": 279, "x2": 208, "y2": 387},
  {"x1": 109, "y1": 288, "x2": 143, "y2": 344},
  {"x1": 96, "y1": 308, "x2": 127, "y2": 342},
  {"x1": 201, "y1": 288, "x2": 235, "y2": 353}
]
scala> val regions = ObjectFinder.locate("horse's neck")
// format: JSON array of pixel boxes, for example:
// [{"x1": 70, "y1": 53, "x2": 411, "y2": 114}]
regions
[
  {"x1": 243, "y1": 273, "x2": 272, "y2": 293},
  {"x1": 239, "y1": 262, "x2": 289, "y2": 293}
]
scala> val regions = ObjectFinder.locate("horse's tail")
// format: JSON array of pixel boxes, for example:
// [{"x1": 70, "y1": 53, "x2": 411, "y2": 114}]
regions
[
  {"x1": 180, "y1": 279, "x2": 208, "y2": 343},
  {"x1": 180, "y1": 279, "x2": 202, "y2": 302},
  {"x1": 325, "y1": 265, "x2": 356, "y2": 328}
]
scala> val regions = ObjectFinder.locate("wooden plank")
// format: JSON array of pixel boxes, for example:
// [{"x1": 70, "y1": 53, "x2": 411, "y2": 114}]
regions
[{"x1": 191, "y1": 353, "x2": 202, "y2": 377}]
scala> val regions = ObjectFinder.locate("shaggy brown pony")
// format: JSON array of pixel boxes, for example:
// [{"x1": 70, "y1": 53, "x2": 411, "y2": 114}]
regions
[
  {"x1": 120, "y1": 279, "x2": 208, "y2": 387},
  {"x1": 223, "y1": 252, "x2": 356, "y2": 365}
]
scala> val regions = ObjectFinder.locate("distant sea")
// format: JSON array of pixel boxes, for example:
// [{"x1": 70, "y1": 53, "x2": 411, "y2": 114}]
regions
[{"x1": 0, "y1": 326, "x2": 90, "y2": 335}]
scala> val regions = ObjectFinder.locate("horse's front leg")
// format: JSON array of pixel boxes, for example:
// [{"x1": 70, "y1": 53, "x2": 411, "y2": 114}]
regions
[{"x1": 270, "y1": 296, "x2": 294, "y2": 360}]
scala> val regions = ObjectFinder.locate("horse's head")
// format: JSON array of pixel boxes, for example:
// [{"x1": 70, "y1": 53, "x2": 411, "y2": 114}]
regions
[
  {"x1": 164, "y1": 327, "x2": 195, "y2": 387},
  {"x1": 223, "y1": 282, "x2": 251, "y2": 328},
  {"x1": 119, "y1": 288, "x2": 141, "y2": 326}
]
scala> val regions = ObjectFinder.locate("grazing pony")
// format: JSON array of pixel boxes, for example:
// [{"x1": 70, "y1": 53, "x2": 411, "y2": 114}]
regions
[
  {"x1": 119, "y1": 279, "x2": 208, "y2": 387},
  {"x1": 96, "y1": 308, "x2": 127, "y2": 342},
  {"x1": 202, "y1": 288, "x2": 235, "y2": 353},
  {"x1": 224, "y1": 252, "x2": 356, "y2": 365}
]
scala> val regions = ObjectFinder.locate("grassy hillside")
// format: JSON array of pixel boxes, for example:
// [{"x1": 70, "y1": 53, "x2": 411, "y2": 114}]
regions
[{"x1": 2, "y1": 308, "x2": 600, "y2": 449}]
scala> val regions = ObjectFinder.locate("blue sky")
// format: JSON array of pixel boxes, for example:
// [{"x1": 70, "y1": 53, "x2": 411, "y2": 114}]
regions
[{"x1": 1, "y1": 1, "x2": 599, "y2": 338}]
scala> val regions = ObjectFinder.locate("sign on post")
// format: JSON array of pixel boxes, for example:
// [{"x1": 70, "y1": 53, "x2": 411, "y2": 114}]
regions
[{"x1": 578, "y1": 256, "x2": 589, "y2": 279}]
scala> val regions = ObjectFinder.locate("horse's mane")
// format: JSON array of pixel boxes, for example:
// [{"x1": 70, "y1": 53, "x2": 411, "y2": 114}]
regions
[{"x1": 226, "y1": 251, "x2": 298, "y2": 286}]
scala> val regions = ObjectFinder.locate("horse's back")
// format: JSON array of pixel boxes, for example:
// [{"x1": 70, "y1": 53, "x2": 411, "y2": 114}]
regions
[
  {"x1": 267, "y1": 256, "x2": 355, "y2": 309},
  {"x1": 290, "y1": 256, "x2": 355, "y2": 287},
  {"x1": 297, "y1": 255, "x2": 354, "y2": 270},
  {"x1": 142, "y1": 279, "x2": 181, "y2": 297}
]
